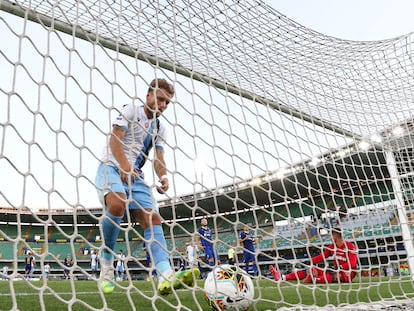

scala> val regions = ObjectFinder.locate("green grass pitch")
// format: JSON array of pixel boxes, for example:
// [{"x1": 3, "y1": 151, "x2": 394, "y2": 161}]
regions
[{"x1": 0, "y1": 277, "x2": 413, "y2": 310}]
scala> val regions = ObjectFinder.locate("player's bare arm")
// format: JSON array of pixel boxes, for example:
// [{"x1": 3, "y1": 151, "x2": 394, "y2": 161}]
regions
[
  {"x1": 109, "y1": 125, "x2": 134, "y2": 184},
  {"x1": 154, "y1": 148, "x2": 169, "y2": 193}
]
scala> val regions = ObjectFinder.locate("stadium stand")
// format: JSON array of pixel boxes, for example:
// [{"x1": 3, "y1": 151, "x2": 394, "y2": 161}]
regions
[{"x1": 0, "y1": 154, "x2": 412, "y2": 281}]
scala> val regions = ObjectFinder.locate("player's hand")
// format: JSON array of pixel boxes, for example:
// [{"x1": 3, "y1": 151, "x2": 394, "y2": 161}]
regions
[
  {"x1": 119, "y1": 163, "x2": 136, "y2": 184},
  {"x1": 120, "y1": 170, "x2": 134, "y2": 184},
  {"x1": 156, "y1": 175, "x2": 169, "y2": 194}
]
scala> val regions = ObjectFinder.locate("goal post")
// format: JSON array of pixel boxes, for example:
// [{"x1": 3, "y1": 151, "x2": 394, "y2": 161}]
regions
[
  {"x1": 385, "y1": 150, "x2": 414, "y2": 281},
  {"x1": 1, "y1": 0, "x2": 414, "y2": 310}
]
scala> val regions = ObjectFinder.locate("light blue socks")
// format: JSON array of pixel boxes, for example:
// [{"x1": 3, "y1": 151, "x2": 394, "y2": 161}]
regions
[
  {"x1": 101, "y1": 211, "x2": 123, "y2": 261},
  {"x1": 144, "y1": 226, "x2": 171, "y2": 275}
]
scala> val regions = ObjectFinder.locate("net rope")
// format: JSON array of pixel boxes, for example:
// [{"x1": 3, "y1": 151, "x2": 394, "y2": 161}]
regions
[
  {"x1": 1, "y1": 1, "x2": 414, "y2": 310},
  {"x1": 2, "y1": 0, "x2": 413, "y2": 137}
]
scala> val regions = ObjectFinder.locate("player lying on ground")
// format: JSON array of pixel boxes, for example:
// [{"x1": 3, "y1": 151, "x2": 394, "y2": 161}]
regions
[{"x1": 270, "y1": 227, "x2": 358, "y2": 283}]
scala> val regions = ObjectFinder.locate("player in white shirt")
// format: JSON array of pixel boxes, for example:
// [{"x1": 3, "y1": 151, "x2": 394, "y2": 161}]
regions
[
  {"x1": 44, "y1": 263, "x2": 50, "y2": 280},
  {"x1": 115, "y1": 250, "x2": 126, "y2": 281},
  {"x1": 2, "y1": 265, "x2": 8, "y2": 280},
  {"x1": 95, "y1": 78, "x2": 199, "y2": 294},
  {"x1": 90, "y1": 249, "x2": 99, "y2": 279},
  {"x1": 186, "y1": 242, "x2": 197, "y2": 268}
]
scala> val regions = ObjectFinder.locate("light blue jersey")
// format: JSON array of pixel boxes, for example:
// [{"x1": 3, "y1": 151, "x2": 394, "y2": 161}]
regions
[
  {"x1": 100, "y1": 104, "x2": 167, "y2": 168},
  {"x1": 95, "y1": 104, "x2": 164, "y2": 211}
]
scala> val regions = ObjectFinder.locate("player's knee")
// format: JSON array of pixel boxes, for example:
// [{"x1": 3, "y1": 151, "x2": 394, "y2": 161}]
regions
[{"x1": 105, "y1": 193, "x2": 127, "y2": 216}]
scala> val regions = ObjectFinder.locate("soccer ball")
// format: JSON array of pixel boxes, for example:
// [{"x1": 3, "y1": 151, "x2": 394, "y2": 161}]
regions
[{"x1": 204, "y1": 264, "x2": 254, "y2": 311}]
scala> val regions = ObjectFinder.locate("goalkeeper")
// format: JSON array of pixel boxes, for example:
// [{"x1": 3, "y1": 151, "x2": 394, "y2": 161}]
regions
[
  {"x1": 270, "y1": 227, "x2": 358, "y2": 283},
  {"x1": 95, "y1": 78, "x2": 199, "y2": 295}
]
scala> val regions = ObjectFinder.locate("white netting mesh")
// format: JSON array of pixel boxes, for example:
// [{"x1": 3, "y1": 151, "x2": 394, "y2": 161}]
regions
[
  {"x1": 3, "y1": 0, "x2": 414, "y2": 136},
  {"x1": 1, "y1": 0, "x2": 414, "y2": 310}
]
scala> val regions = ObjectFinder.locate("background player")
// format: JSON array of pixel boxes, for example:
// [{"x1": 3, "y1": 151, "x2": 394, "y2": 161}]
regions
[
  {"x1": 90, "y1": 249, "x2": 99, "y2": 279},
  {"x1": 24, "y1": 252, "x2": 35, "y2": 280},
  {"x1": 240, "y1": 224, "x2": 258, "y2": 276},
  {"x1": 196, "y1": 218, "x2": 220, "y2": 273},
  {"x1": 270, "y1": 227, "x2": 358, "y2": 283},
  {"x1": 115, "y1": 249, "x2": 126, "y2": 281},
  {"x1": 186, "y1": 241, "x2": 198, "y2": 268}
]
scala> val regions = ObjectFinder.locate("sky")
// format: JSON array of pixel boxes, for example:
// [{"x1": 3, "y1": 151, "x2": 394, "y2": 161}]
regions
[
  {"x1": 270, "y1": 0, "x2": 414, "y2": 41},
  {"x1": 1, "y1": 0, "x2": 414, "y2": 210}
]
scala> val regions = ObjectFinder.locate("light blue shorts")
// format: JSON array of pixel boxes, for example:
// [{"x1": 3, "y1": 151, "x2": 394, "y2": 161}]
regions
[{"x1": 95, "y1": 163, "x2": 157, "y2": 212}]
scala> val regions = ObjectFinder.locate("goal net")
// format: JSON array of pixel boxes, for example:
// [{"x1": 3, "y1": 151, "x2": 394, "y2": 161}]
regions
[{"x1": 1, "y1": 0, "x2": 414, "y2": 310}]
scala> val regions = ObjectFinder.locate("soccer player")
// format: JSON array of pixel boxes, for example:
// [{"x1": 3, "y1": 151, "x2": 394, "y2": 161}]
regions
[
  {"x1": 29, "y1": 255, "x2": 36, "y2": 279},
  {"x1": 227, "y1": 246, "x2": 235, "y2": 265},
  {"x1": 2, "y1": 265, "x2": 9, "y2": 280},
  {"x1": 90, "y1": 249, "x2": 99, "y2": 279},
  {"x1": 240, "y1": 225, "x2": 258, "y2": 276},
  {"x1": 95, "y1": 78, "x2": 199, "y2": 295},
  {"x1": 24, "y1": 253, "x2": 31, "y2": 280},
  {"x1": 196, "y1": 218, "x2": 219, "y2": 269},
  {"x1": 63, "y1": 254, "x2": 72, "y2": 280},
  {"x1": 24, "y1": 252, "x2": 35, "y2": 280},
  {"x1": 44, "y1": 262, "x2": 50, "y2": 280},
  {"x1": 270, "y1": 227, "x2": 358, "y2": 283},
  {"x1": 115, "y1": 250, "x2": 126, "y2": 281},
  {"x1": 186, "y1": 242, "x2": 197, "y2": 268},
  {"x1": 143, "y1": 242, "x2": 157, "y2": 281}
]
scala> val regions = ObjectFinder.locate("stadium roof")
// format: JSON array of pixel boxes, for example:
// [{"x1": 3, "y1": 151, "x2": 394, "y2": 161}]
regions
[
  {"x1": 0, "y1": 142, "x2": 389, "y2": 224},
  {"x1": 158, "y1": 143, "x2": 389, "y2": 220},
  {"x1": 162, "y1": 119, "x2": 414, "y2": 219},
  {"x1": 1, "y1": 0, "x2": 413, "y2": 221},
  {"x1": 0, "y1": 207, "x2": 102, "y2": 225}
]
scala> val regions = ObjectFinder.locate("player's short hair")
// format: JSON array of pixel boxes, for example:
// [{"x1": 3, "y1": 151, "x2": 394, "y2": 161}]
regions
[
  {"x1": 148, "y1": 78, "x2": 175, "y2": 96},
  {"x1": 331, "y1": 227, "x2": 342, "y2": 237}
]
